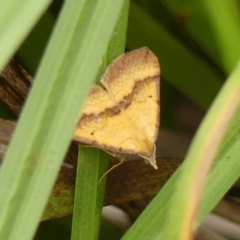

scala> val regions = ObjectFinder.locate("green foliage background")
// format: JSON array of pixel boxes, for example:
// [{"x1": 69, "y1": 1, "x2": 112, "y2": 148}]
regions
[{"x1": 0, "y1": 0, "x2": 240, "y2": 239}]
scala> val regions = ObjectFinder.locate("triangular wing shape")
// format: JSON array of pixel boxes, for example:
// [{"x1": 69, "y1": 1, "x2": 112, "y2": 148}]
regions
[{"x1": 73, "y1": 47, "x2": 160, "y2": 167}]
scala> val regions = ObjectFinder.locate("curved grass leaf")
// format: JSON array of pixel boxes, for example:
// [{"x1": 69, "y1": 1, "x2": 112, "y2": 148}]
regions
[{"x1": 122, "y1": 60, "x2": 240, "y2": 239}]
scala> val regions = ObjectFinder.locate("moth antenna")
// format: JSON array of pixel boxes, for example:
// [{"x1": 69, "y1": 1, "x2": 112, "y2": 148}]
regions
[{"x1": 102, "y1": 149, "x2": 118, "y2": 158}]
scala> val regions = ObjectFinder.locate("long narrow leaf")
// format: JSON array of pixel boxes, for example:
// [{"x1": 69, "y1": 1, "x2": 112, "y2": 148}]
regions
[
  {"x1": 0, "y1": 0, "x2": 126, "y2": 239},
  {"x1": 71, "y1": 2, "x2": 129, "y2": 239},
  {"x1": 161, "y1": 61, "x2": 240, "y2": 239},
  {"x1": 71, "y1": 149, "x2": 109, "y2": 240},
  {"x1": 122, "y1": 59, "x2": 240, "y2": 239}
]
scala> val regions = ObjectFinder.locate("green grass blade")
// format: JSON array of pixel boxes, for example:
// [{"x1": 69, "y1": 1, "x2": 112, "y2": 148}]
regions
[
  {"x1": 0, "y1": 0, "x2": 126, "y2": 239},
  {"x1": 160, "y1": 59, "x2": 240, "y2": 239},
  {"x1": 122, "y1": 60, "x2": 240, "y2": 239},
  {"x1": 71, "y1": 1, "x2": 129, "y2": 239},
  {"x1": 0, "y1": 0, "x2": 51, "y2": 71},
  {"x1": 71, "y1": 149, "x2": 109, "y2": 240}
]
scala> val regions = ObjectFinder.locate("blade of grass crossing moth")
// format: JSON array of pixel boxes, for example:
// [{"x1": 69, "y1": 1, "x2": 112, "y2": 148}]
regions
[
  {"x1": 71, "y1": 1, "x2": 129, "y2": 239},
  {"x1": 0, "y1": 1, "x2": 128, "y2": 240}
]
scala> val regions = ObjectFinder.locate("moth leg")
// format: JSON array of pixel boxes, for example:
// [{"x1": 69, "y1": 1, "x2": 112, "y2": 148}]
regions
[
  {"x1": 98, "y1": 155, "x2": 126, "y2": 185},
  {"x1": 61, "y1": 162, "x2": 74, "y2": 169}
]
